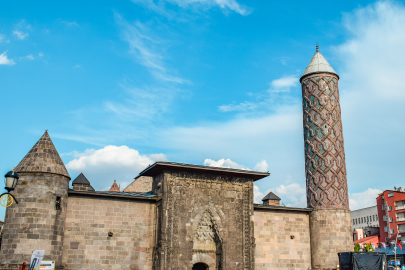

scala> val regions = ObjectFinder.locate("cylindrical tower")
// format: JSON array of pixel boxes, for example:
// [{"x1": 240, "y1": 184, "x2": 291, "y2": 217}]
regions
[
  {"x1": 300, "y1": 46, "x2": 352, "y2": 269},
  {"x1": 0, "y1": 131, "x2": 70, "y2": 268}
]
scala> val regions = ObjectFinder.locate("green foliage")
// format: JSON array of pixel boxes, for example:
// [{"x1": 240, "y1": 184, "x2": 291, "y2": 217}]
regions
[
  {"x1": 369, "y1": 242, "x2": 375, "y2": 252},
  {"x1": 354, "y1": 243, "x2": 361, "y2": 252}
]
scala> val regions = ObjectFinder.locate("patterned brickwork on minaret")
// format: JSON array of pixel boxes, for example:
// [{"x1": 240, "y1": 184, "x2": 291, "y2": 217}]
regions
[
  {"x1": 301, "y1": 46, "x2": 352, "y2": 270},
  {"x1": 301, "y1": 46, "x2": 349, "y2": 210}
]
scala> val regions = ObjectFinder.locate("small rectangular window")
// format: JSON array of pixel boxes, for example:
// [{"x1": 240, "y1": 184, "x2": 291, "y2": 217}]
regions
[
  {"x1": 389, "y1": 206, "x2": 392, "y2": 211},
  {"x1": 384, "y1": 216, "x2": 387, "y2": 221},
  {"x1": 382, "y1": 196, "x2": 384, "y2": 199},
  {"x1": 390, "y1": 217, "x2": 394, "y2": 222},
  {"x1": 373, "y1": 216, "x2": 375, "y2": 221},
  {"x1": 391, "y1": 229, "x2": 395, "y2": 234},
  {"x1": 383, "y1": 205, "x2": 386, "y2": 210},
  {"x1": 389, "y1": 193, "x2": 394, "y2": 197},
  {"x1": 55, "y1": 196, "x2": 61, "y2": 210},
  {"x1": 385, "y1": 226, "x2": 388, "y2": 232}
]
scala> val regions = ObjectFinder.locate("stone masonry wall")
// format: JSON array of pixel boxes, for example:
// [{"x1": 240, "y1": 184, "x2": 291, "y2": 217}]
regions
[
  {"x1": 153, "y1": 171, "x2": 255, "y2": 270},
  {"x1": 61, "y1": 195, "x2": 155, "y2": 270},
  {"x1": 254, "y1": 209, "x2": 311, "y2": 270},
  {"x1": 123, "y1": 177, "x2": 153, "y2": 193},
  {"x1": 310, "y1": 209, "x2": 352, "y2": 270},
  {"x1": 0, "y1": 172, "x2": 69, "y2": 267},
  {"x1": 72, "y1": 183, "x2": 89, "y2": 191}
]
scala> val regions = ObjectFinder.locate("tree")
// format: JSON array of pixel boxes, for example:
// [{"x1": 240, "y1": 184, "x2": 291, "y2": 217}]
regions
[
  {"x1": 369, "y1": 242, "x2": 375, "y2": 252},
  {"x1": 354, "y1": 243, "x2": 361, "y2": 252}
]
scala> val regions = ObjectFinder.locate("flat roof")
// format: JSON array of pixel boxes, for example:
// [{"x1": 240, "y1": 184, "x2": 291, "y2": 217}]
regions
[
  {"x1": 351, "y1": 205, "x2": 377, "y2": 212},
  {"x1": 68, "y1": 190, "x2": 157, "y2": 201},
  {"x1": 254, "y1": 204, "x2": 313, "y2": 212},
  {"x1": 137, "y1": 161, "x2": 270, "y2": 181}
]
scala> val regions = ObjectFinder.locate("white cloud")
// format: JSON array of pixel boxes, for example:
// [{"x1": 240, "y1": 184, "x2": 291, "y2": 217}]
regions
[
  {"x1": 20, "y1": 54, "x2": 34, "y2": 60},
  {"x1": 73, "y1": 64, "x2": 81, "y2": 69},
  {"x1": 253, "y1": 183, "x2": 306, "y2": 207},
  {"x1": 349, "y1": 188, "x2": 382, "y2": 211},
  {"x1": 38, "y1": 52, "x2": 44, "y2": 57},
  {"x1": 203, "y1": 158, "x2": 249, "y2": 170},
  {"x1": 254, "y1": 160, "x2": 268, "y2": 172},
  {"x1": 254, "y1": 185, "x2": 265, "y2": 204},
  {"x1": 133, "y1": 0, "x2": 249, "y2": 15},
  {"x1": 0, "y1": 51, "x2": 16, "y2": 65},
  {"x1": 66, "y1": 145, "x2": 167, "y2": 190},
  {"x1": 13, "y1": 30, "x2": 28, "y2": 40},
  {"x1": 268, "y1": 75, "x2": 299, "y2": 93}
]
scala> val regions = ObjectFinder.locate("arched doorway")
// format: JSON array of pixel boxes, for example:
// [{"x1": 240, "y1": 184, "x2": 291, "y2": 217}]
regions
[{"x1": 192, "y1": 263, "x2": 208, "y2": 270}]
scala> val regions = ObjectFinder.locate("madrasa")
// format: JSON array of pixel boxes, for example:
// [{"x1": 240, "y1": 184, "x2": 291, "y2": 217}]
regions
[{"x1": 0, "y1": 46, "x2": 352, "y2": 270}]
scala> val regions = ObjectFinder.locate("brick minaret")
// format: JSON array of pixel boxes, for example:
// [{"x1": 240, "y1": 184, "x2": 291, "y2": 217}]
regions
[
  {"x1": 0, "y1": 131, "x2": 70, "y2": 268},
  {"x1": 300, "y1": 45, "x2": 352, "y2": 269}
]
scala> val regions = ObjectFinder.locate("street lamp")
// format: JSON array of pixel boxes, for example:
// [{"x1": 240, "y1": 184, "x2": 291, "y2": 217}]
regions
[
  {"x1": 4, "y1": 170, "x2": 19, "y2": 192},
  {"x1": 0, "y1": 169, "x2": 19, "y2": 205}
]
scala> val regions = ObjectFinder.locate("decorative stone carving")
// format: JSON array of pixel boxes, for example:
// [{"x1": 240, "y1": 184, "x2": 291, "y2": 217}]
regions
[
  {"x1": 301, "y1": 74, "x2": 349, "y2": 209},
  {"x1": 193, "y1": 210, "x2": 222, "y2": 253}
]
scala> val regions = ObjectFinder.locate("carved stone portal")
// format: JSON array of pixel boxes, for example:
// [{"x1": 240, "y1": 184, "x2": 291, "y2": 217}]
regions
[{"x1": 193, "y1": 210, "x2": 222, "y2": 270}]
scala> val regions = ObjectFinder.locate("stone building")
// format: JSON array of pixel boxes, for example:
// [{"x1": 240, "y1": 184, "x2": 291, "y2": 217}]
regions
[{"x1": 0, "y1": 46, "x2": 352, "y2": 270}]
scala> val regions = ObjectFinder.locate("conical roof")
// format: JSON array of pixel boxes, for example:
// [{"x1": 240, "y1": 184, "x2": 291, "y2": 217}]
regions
[
  {"x1": 15, "y1": 130, "x2": 70, "y2": 179},
  {"x1": 109, "y1": 180, "x2": 120, "y2": 192},
  {"x1": 300, "y1": 45, "x2": 338, "y2": 82},
  {"x1": 262, "y1": 191, "x2": 281, "y2": 201},
  {"x1": 72, "y1": 173, "x2": 90, "y2": 185}
]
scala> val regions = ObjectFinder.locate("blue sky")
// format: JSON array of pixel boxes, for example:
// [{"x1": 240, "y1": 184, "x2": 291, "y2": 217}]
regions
[{"x1": 1, "y1": 0, "x2": 405, "y2": 219}]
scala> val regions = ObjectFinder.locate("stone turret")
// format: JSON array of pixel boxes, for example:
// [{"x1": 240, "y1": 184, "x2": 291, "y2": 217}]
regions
[
  {"x1": 262, "y1": 191, "x2": 280, "y2": 206},
  {"x1": 300, "y1": 45, "x2": 352, "y2": 269},
  {"x1": 0, "y1": 131, "x2": 70, "y2": 268},
  {"x1": 109, "y1": 180, "x2": 120, "y2": 192}
]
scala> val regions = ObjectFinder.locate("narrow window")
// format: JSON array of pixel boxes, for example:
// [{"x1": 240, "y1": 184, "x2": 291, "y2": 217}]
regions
[
  {"x1": 388, "y1": 193, "x2": 394, "y2": 197},
  {"x1": 55, "y1": 196, "x2": 61, "y2": 210},
  {"x1": 389, "y1": 206, "x2": 392, "y2": 211}
]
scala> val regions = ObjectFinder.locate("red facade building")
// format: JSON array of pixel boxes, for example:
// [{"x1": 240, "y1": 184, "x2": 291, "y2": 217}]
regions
[{"x1": 376, "y1": 189, "x2": 405, "y2": 242}]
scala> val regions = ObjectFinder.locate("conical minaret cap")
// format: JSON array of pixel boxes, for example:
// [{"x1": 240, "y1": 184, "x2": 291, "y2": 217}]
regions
[
  {"x1": 15, "y1": 130, "x2": 71, "y2": 179},
  {"x1": 300, "y1": 45, "x2": 339, "y2": 82}
]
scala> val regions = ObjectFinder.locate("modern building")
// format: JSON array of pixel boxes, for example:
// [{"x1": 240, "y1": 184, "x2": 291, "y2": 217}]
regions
[
  {"x1": 352, "y1": 206, "x2": 379, "y2": 230},
  {"x1": 0, "y1": 46, "x2": 353, "y2": 270},
  {"x1": 376, "y1": 188, "x2": 405, "y2": 242},
  {"x1": 352, "y1": 206, "x2": 379, "y2": 241}
]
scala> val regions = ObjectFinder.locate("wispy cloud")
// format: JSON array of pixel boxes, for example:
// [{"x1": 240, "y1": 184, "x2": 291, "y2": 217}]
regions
[
  {"x1": 13, "y1": 30, "x2": 28, "y2": 40},
  {"x1": 218, "y1": 101, "x2": 258, "y2": 112},
  {"x1": 104, "y1": 83, "x2": 177, "y2": 121},
  {"x1": 73, "y1": 64, "x2": 81, "y2": 69},
  {"x1": 66, "y1": 21, "x2": 79, "y2": 27},
  {"x1": 218, "y1": 74, "x2": 299, "y2": 112},
  {"x1": 20, "y1": 54, "x2": 34, "y2": 60},
  {"x1": 116, "y1": 14, "x2": 189, "y2": 84},
  {"x1": 0, "y1": 51, "x2": 16, "y2": 65},
  {"x1": 0, "y1": 34, "x2": 9, "y2": 43},
  {"x1": 132, "y1": 0, "x2": 250, "y2": 16}
]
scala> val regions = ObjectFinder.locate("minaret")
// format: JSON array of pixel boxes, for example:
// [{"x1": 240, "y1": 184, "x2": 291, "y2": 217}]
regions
[
  {"x1": 300, "y1": 45, "x2": 352, "y2": 269},
  {"x1": 0, "y1": 131, "x2": 70, "y2": 268}
]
